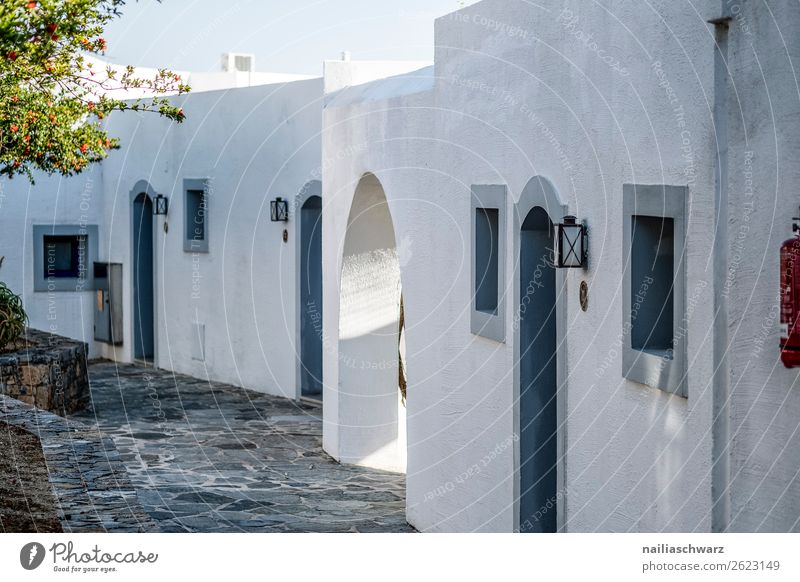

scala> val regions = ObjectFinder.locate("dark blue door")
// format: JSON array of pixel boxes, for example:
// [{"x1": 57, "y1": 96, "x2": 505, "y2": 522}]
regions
[
  {"x1": 133, "y1": 193, "x2": 154, "y2": 361},
  {"x1": 519, "y1": 207, "x2": 557, "y2": 533},
  {"x1": 300, "y1": 195, "x2": 323, "y2": 397}
]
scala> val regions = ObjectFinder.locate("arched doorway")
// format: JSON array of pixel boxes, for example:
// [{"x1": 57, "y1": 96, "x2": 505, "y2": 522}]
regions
[
  {"x1": 132, "y1": 192, "x2": 154, "y2": 363},
  {"x1": 300, "y1": 194, "x2": 323, "y2": 398},
  {"x1": 337, "y1": 173, "x2": 406, "y2": 472},
  {"x1": 518, "y1": 206, "x2": 558, "y2": 532}
]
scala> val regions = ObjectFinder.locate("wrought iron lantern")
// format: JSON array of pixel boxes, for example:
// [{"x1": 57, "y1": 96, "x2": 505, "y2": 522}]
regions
[
  {"x1": 270, "y1": 197, "x2": 288, "y2": 222},
  {"x1": 153, "y1": 193, "x2": 169, "y2": 216},
  {"x1": 556, "y1": 215, "x2": 588, "y2": 269}
]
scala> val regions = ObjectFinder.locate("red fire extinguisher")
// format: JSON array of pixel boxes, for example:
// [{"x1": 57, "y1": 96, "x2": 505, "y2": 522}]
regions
[{"x1": 780, "y1": 218, "x2": 800, "y2": 367}]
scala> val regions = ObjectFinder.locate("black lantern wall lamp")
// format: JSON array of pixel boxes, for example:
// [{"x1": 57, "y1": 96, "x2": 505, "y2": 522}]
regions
[
  {"x1": 153, "y1": 193, "x2": 169, "y2": 216},
  {"x1": 270, "y1": 197, "x2": 289, "y2": 222},
  {"x1": 556, "y1": 215, "x2": 588, "y2": 269}
]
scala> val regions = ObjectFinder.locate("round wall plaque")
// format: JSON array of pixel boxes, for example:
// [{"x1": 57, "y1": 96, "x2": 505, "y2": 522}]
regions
[{"x1": 579, "y1": 280, "x2": 589, "y2": 312}]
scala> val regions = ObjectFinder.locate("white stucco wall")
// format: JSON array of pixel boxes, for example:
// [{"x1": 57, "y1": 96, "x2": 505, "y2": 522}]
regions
[
  {"x1": 95, "y1": 78, "x2": 323, "y2": 398},
  {"x1": 323, "y1": 0, "x2": 725, "y2": 532},
  {"x1": 323, "y1": 60, "x2": 432, "y2": 95},
  {"x1": 723, "y1": 1, "x2": 800, "y2": 532},
  {"x1": 0, "y1": 167, "x2": 105, "y2": 357},
  {"x1": 3, "y1": 0, "x2": 798, "y2": 535},
  {"x1": 1, "y1": 76, "x2": 323, "y2": 400}
]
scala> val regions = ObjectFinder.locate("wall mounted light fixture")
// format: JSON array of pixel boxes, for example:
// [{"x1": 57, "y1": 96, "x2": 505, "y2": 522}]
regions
[
  {"x1": 556, "y1": 215, "x2": 588, "y2": 269},
  {"x1": 153, "y1": 193, "x2": 169, "y2": 216},
  {"x1": 270, "y1": 197, "x2": 288, "y2": 222}
]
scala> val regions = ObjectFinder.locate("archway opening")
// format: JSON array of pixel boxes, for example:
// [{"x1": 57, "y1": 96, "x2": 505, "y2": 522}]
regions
[
  {"x1": 337, "y1": 173, "x2": 406, "y2": 473},
  {"x1": 132, "y1": 192, "x2": 155, "y2": 362},
  {"x1": 300, "y1": 194, "x2": 323, "y2": 398},
  {"x1": 518, "y1": 206, "x2": 557, "y2": 532}
]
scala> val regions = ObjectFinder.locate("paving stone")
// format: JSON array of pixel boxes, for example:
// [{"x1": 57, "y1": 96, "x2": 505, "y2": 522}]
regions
[
  {"x1": 0, "y1": 394, "x2": 157, "y2": 533},
  {"x1": 173, "y1": 492, "x2": 235, "y2": 504},
  {"x1": 65, "y1": 361, "x2": 414, "y2": 533}
]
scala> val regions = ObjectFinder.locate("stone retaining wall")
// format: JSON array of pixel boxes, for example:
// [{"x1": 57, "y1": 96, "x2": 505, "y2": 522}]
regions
[{"x1": 0, "y1": 328, "x2": 89, "y2": 415}]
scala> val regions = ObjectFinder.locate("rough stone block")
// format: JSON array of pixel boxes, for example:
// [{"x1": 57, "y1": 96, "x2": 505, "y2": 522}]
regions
[{"x1": 0, "y1": 329, "x2": 89, "y2": 416}]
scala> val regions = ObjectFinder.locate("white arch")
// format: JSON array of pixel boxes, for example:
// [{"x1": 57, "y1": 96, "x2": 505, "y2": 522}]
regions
[{"x1": 336, "y1": 173, "x2": 406, "y2": 473}]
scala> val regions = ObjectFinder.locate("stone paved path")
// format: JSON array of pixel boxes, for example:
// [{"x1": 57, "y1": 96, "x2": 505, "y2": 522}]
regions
[
  {"x1": 1, "y1": 394, "x2": 156, "y2": 532},
  {"x1": 69, "y1": 362, "x2": 412, "y2": 532}
]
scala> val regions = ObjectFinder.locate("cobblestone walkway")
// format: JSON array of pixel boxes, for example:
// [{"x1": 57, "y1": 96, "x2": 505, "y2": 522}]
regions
[
  {"x1": 69, "y1": 362, "x2": 412, "y2": 532},
  {"x1": 1, "y1": 394, "x2": 155, "y2": 532}
]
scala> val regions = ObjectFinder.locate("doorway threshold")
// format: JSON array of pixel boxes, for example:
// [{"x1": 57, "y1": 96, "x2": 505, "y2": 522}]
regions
[{"x1": 132, "y1": 359, "x2": 156, "y2": 368}]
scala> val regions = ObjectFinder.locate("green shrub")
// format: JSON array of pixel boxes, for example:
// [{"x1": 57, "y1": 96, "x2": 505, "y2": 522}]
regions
[{"x1": 0, "y1": 282, "x2": 27, "y2": 351}]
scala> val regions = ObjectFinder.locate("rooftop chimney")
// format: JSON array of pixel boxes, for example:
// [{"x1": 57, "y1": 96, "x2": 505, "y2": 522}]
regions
[{"x1": 221, "y1": 53, "x2": 255, "y2": 73}]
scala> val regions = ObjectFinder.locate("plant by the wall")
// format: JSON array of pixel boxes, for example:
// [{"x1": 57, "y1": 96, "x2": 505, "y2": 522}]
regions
[{"x1": 0, "y1": 282, "x2": 28, "y2": 351}]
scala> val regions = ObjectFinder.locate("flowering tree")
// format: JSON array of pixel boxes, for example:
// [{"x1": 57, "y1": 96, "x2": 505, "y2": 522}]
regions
[{"x1": 0, "y1": 0, "x2": 189, "y2": 181}]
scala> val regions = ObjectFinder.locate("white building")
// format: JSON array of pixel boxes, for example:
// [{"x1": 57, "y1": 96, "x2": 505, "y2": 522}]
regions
[
  {"x1": 1, "y1": 0, "x2": 798, "y2": 532},
  {"x1": 1, "y1": 67, "x2": 324, "y2": 400}
]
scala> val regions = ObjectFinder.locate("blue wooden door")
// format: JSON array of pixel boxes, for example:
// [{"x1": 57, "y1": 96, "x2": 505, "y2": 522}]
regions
[
  {"x1": 519, "y1": 207, "x2": 557, "y2": 532},
  {"x1": 133, "y1": 193, "x2": 154, "y2": 361},
  {"x1": 300, "y1": 195, "x2": 323, "y2": 397}
]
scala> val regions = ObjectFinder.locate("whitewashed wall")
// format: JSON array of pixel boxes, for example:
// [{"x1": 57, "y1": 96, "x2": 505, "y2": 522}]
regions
[
  {"x1": 0, "y1": 167, "x2": 105, "y2": 356},
  {"x1": 723, "y1": 1, "x2": 800, "y2": 532},
  {"x1": 2, "y1": 0, "x2": 797, "y2": 535},
  {"x1": 323, "y1": 0, "x2": 723, "y2": 532},
  {"x1": 96, "y1": 78, "x2": 323, "y2": 399},
  {"x1": 0, "y1": 77, "x2": 323, "y2": 400}
]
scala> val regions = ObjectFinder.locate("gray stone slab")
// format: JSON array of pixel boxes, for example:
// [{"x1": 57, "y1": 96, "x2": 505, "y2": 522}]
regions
[{"x1": 63, "y1": 361, "x2": 413, "y2": 533}]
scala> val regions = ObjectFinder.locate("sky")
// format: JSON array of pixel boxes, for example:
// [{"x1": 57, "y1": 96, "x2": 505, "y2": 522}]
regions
[{"x1": 102, "y1": 0, "x2": 476, "y2": 75}]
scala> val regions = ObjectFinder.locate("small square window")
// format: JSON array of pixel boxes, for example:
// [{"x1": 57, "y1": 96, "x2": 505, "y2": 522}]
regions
[
  {"x1": 622, "y1": 184, "x2": 687, "y2": 397},
  {"x1": 470, "y1": 185, "x2": 506, "y2": 342},
  {"x1": 184, "y1": 179, "x2": 209, "y2": 253},
  {"x1": 43, "y1": 235, "x2": 85, "y2": 279},
  {"x1": 475, "y1": 207, "x2": 500, "y2": 314},
  {"x1": 33, "y1": 225, "x2": 98, "y2": 292},
  {"x1": 630, "y1": 215, "x2": 675, "y2": 356},
  {"x1": 187, "y1": 190, "x2": 206, "y2": 241}
]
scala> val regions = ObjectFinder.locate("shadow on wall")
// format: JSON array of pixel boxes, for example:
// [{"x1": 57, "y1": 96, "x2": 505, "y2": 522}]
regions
[{"x1": 338, "y1": 173, "x2": 407, "y2": 473}]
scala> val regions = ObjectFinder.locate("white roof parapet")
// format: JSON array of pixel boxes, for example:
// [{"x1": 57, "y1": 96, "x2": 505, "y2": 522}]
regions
[
  {"x1": 324, "y1": 65, "x2": 435, "y2": 107},
  {"x1": 323, "y1": 59, "x2": 433, "y2": 95},
  {"x1": 84, "y1": 55, "x2": 316, "y2": 97}
]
